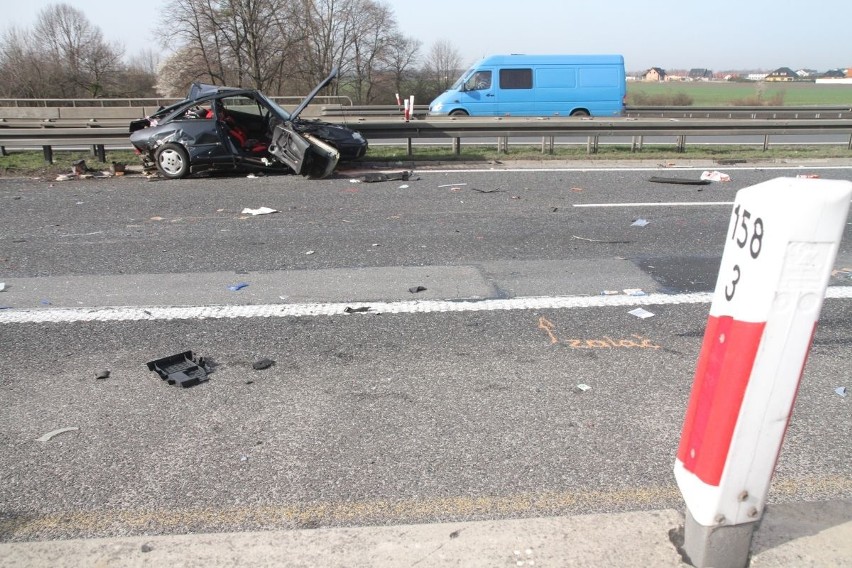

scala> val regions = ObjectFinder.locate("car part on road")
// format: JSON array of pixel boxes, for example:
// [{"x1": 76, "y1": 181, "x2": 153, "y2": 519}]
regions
[
  {"x1": 252, "y1": 358, "x2": 275, "y2": 370},
  {"x1": 648, "y1": 176, "x2": 712, "y2": 185},
  {"x1": 146, "y1": 351, "x2": 210, "y2": 388}
]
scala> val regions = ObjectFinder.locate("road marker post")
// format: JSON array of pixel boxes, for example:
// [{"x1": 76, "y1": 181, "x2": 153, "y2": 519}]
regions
[{"x1": 674, "y1": 177, "x2": 852, "y2": 568}]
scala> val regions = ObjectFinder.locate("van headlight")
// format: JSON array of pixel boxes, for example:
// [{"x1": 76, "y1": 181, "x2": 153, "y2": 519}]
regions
[{"x1": 431, "y1": 103, "x2": 443, "y2": 112}]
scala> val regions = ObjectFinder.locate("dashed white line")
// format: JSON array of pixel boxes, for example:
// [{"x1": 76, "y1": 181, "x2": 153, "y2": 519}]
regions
[{"x1": 1, "y1": 288, "x2": 850, "y2": 324}]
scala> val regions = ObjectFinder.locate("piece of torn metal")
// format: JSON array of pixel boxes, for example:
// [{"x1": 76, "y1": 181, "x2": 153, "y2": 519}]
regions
[
  {"x1": 241, "y1": 207, "x2": 278, "y2": 216},
  {"x1": 146, "y1": 351, "x2": 210, "y2": 388},
  {"x1": 37, "y1": 427, "x2": 79, "y2": 442},
  {"x1": 648, "y1": 176, "x2": 712, "y2": 186}
]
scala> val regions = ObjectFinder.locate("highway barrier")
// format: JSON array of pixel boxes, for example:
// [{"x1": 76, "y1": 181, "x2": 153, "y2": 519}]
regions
[{"x1": 2, "y1": 116, "x2": 852, "y2": 163}]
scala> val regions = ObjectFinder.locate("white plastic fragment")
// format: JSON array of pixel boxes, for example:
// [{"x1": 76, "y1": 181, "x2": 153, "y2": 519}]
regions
[
  {"x1": 700, "y1": 170, "x2": 731, "y2": 182},
  {"x1": 631, "y1": 219, "x2": 650, "y2": 227},
  {"x1": 241, "y1": 207, "x2": 278, "y2": 216},
  {"x1": 628, "y1": 307, "x2": 655, "y2": 319},
  {"x1": 576, "y1": 383, "x2": 591, "y2": 392},
  {"x1": 0, "y1": 283, "x2": 5, "y2": 292},
  {"x1": 37, "y1": 427, "x2": 79, "y2": 442},
  {"x1": 836, "y1": 386, "x2": 847, "y2": 397},
  {"x1": 623, "y1": 289, "x2": 647, "y2": 296}
]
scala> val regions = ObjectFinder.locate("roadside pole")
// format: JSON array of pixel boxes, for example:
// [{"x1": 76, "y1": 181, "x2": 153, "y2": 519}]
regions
[{"x1": 674, "y1": 177, "x2": 852, "y2": 568}]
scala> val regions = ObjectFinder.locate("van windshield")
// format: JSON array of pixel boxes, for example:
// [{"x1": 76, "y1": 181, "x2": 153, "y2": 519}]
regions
[{"x1": 451, "y1": 68, "x2": 475, "y2": 91}]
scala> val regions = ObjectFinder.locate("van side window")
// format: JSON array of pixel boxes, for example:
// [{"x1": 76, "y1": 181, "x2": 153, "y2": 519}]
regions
[{"x1": 500, "y1": 69, "x2": 533, "y2": 89}]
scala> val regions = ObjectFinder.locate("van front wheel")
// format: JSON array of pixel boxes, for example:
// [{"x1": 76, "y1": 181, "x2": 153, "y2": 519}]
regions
[
  {"x1": 449, "y1": 109, "x2": 469, "y2": 117},
  {"x1": 570, "y1": 109, "x2": 590, "y2": 117}
]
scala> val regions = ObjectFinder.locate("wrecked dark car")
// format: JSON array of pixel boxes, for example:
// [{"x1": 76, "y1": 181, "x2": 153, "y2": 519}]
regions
[{"x1": 129, "y1": 68, "x2": 367, "y2": 179}]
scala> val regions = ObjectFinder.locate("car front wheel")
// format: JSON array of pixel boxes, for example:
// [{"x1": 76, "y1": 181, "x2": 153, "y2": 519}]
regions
[{"x1": 155, "y1": 143, "x2": 190, "y2": 179}]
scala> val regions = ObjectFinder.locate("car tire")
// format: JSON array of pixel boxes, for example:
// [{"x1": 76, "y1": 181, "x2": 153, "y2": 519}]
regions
[
  {"x1": 155, "y1": 143, "x2": 190, "y2": 179},
  {"x1": 570, "y1": 109, "x2": 590, "y2": 117},
  {"x1": 449, "y1": 109, "x2": 469, "y2": 117}
]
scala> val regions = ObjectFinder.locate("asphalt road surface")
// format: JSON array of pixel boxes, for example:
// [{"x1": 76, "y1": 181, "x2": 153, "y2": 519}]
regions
[{"x1": 1, "y1": 161, "x2": 850, "y2": 542}]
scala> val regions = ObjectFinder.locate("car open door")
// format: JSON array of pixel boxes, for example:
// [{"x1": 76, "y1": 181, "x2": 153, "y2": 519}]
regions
[{"x1": 269, "y1": 124, "x2": 340, "y2": 179}]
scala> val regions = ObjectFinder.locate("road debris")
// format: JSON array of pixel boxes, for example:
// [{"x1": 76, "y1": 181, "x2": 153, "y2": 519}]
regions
[
  {"x1": 146, "y1": 351, "x2": 210, "y2": 388},
  {"x1": 471, "y1": 188, "x2": 501, "y2": 194},
  {"x1": 631, "y1": 219, "x2": 650, "y2": 227},
  {"x1": 648, "y1": 176, "x2": 711, "y2": 186},
  {"x1": 575, "y1": 384, "x2": 591, "y2": 393},
  {"x1": 228, "y1": 282, "x2": 249, "y2": 291},
  {"x1": 572, "y1": 235, "x2": 632, "y2": 244},
  {"x1": 305, "y1": 250, "x2": 316, "y2": 255},
  {"x1": 252, "y1": 358, "x2": 275, "y2": 370},
  {"x1": 623, "y1": 289, "x2": 647, "y2": 296},
  {"x1": 241, "y1": 207, "x2": 278, "y2": 216},
  {"x1": 37, "y1": 427, "x2": 79, "y2": 442},
  {"x1": 95, "y1": 370, "x2": 110, "y2": 380},
  {"x1": 700, "y1": 171, "x2": 731, "y2": 182},
  {"x1": 409, "y1": 285, "x2": 427, "y2": 293},
  {"x1": 344, "y1": 306, "x2": 371, "y2": 313},
  {"x1": 628, "y1": 308, "x2": 655, "y2": 319},
  {"x1": 357, "y1": 171, "x2": 411, "y2": 183},
  {"x1": 0, "y1": 282, "x2": 5, "y2": 292},
  {"x1": 836, "y1": 386, "x2": 847, "y2": 398},
  {"x1": 796, "y1": 174, "x2": 821, "y2": 179},
  {"x1": 438, "y1": 183, "x2": 467, "y2": 188}
]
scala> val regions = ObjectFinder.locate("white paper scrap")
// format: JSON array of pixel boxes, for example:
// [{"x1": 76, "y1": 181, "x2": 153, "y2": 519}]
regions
[{"x1": 628, "y1": 308, "x2": 655, "y2": 319}]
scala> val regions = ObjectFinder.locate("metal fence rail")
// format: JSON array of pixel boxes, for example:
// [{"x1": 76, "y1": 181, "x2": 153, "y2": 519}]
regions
[{"x1": 1, "y1": 117, "x2": 851, "y2": 163}]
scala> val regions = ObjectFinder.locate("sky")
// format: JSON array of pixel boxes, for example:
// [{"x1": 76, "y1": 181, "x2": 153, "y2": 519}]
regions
[{"x1": 4, "y1": 0, "x2": 851, "y2": 73}]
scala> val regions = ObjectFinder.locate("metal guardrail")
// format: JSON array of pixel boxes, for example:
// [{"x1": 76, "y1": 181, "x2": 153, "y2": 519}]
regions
[
  {"x1": 318, "y1": 104, "x2": 852, "y2": 120},
  {"x1": 1, "y1": 117, "x2": 851, "y2": 162}
]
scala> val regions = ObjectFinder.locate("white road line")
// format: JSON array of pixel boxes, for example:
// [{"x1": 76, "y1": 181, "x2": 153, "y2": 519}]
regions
[
  {"x1": 410, "y1": 166, "x2": 852, "y2": 174},
  {"x1": 1, "y1": 288, "x2": 850, "y2": 324},
  {"x1": 573, "y1": 202, "x2": 735, "y2": 208}
]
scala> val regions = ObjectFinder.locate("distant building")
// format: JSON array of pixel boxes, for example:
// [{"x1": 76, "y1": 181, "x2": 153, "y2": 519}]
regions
[
  {"x1": 765, "y1": 67, "x2": 798, "y2": 81},
  {"x1": 796, "y1": 69, "x2": 818, "y2": 78},
  {"x1": 747, "y1": 73, "x2": 768, "y2": 81},
  {"x1": 821, "y1": 68, "x2": 849, "y2": 78},
  {"x1": 688, "y1": 68, "x2": 713, "y2": 81},
  {"x1": 643, "y1": 67, "x2": 666, "y2": 81}
]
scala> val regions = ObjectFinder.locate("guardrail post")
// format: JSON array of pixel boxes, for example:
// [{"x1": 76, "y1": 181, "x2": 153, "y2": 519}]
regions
[
  {"x1": 674, "y1": 177, "x2": 852, "y2": 568},
  {"x1": 453, "y1": 137, "x2": 460, "y2": 155},
  {"x1": 763, "y1": 135, "x2": 770, "y2": 151},
  {"x1": 42, "y1": 145, "x2": 53, "y2": 164},
  {"x1": 1, "y1": 145, "x2": 7, "y2": 156}
]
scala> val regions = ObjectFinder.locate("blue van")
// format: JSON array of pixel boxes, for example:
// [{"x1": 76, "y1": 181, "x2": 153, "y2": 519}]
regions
[{"x1": 428, "y1": 54, "x2": 626, "y2": 117}]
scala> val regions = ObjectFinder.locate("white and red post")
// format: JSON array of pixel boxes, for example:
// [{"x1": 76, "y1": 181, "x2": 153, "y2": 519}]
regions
[{"x1": 675, "y1": 177, "x2": 851, "y2": 568}]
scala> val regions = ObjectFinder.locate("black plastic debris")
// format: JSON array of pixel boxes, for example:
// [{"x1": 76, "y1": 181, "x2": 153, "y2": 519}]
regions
[
  {"x1": 648, "y1": 176, "x2": 711, "y2": 185},
  {"x1": 146, "y1": 351, "x2": 210, "y2": 388},
  {"x1": 95, "y1": 370, "x2": 110, "y2": 380},
  {"x1": 358, "y1": 171, "x2": 410, "y2": 183},
  {"x1": 252, "y1": 358, "x2": 275, "y2": 370},
  {"x1": 344, "y1": 306, "x2": 370, "y2": 313},
  {"x1": 409, "y1": 285, "x2": 427, "y2": 293}
]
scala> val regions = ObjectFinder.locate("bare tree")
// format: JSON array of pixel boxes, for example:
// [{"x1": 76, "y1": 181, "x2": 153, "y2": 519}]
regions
[
  {"x1": 424, "y1": 39, "x2": 463, "y2": 92},
  {"x1": 33, "y1": 3, "x2": 124, "y2": 97},
  {"x1": 383, "y1": 33, "x2": 421, "y2": 101}
]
